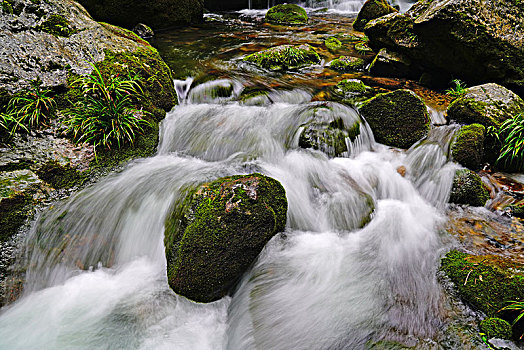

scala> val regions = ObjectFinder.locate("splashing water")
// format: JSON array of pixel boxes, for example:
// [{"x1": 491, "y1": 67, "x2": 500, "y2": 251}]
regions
[{"x1": 0, "y1": 78, "x2": 457, "y2": 349}]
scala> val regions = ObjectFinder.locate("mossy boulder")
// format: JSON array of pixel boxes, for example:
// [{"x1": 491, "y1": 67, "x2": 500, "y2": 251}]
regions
[
  {"x1": 165, "y1": 174, "x2": 288, "y2": 303},
  {"x1": 447, "y1": 84, "x2": 524, "y2": 129},
  {"x1": 330, "y1": 56, "x2": 365, "y2": 72},
  {"x1": 451, "y1": 124, "x2": 485, "y2": 170},
  {"x1": 244, "y1": 44, "x2": 320, "y2": 71},
  {"x1": 358, "y1": 89, "x2": 430, "y2": 148},
  {"x1": 333, "y1": 79, "x2": 375, "y2": 105},
  {"x1": 76, "y1": 0, "x2": 203, "y2": 30},
  {"x1": 449, "y1": 169, "x2": 489, "y2": 207},
  {"x1": 265, "y1": 4, "x2": 308, "y2": 25},
  {"x1": 479, "y1": 318, "x2": 513, "y2": 340},
  {"x1": 298, "y1": 105, "x2": 361, "y2": 157},
  {"x1": 325, "y1": 36, "x2": 342, "y2": 52},
  {"x1": 369, "y1": 48, "x2": 417, "y2": 79},
  {"x1": 441, "y1": 251, "x2": 524, "y2": 328},
  {"x1": 353, "y1": 0, "x2": 398, "y2": 32},
  {"x1": 364, "y1": 0, "x2": 524, "y2": 93}
]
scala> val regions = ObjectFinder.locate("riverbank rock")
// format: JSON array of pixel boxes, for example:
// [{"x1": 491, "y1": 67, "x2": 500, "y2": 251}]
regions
[
  {"x1": 447, "y1": 84, "x2": 524, "y2": 129},
  {"x1": 449, "y1": 169, "x2": 489, "y2": 207},
  {"x1": 329, "y1": 56, "x2": 365, "y2": 72},
  {"x1": 441, "y1": 251, "x2": 524, "y2": 336},
  {"x1": 243, "y1": 44, "x2": 320, "y2": 71},
  {"x1": 358, "y1": 89, "x2": 430, "y2": 148},
  {"x1": 451, "y1": 124, "x2": 485, "y2": 170},
  {"x1": 353, "y1": 0, "x2": 397, "y2": 32},
  {"x1": 165, "y1": 174, "x2": 287, "y2": 303},
  {"x1": 368, "y1": 48, "x2": 416, "y2": 78},
  {"x1": 265, "y1": 4, "x2": 308, "y2": 25},
  {"x1": 76, "y1": 0, "x2": 203, "y2": 30},
  {"x1": 364, "y1": 0, "x2": 524, "y2": 94}
]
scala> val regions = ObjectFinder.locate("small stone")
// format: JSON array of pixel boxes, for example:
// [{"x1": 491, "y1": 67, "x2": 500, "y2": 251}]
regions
[{"x1": 132, "y1": 23, "x2": 154, "y2": 39}]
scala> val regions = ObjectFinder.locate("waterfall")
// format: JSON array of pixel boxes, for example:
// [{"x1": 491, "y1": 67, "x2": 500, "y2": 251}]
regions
[{"x1": 0, "y1": 79, "x2": 457, "y2": 349}]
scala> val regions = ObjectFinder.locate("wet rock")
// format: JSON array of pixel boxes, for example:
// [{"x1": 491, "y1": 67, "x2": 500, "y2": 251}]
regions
[
  {"x1": 164, "y1": 174, "x2": 287, "y2": 303},
  {"x1": 480, "y1": 318, "x2": 513, "y2": 340},
  {"x1": 447, "y1": 84, "x2": 524, "y2": 129},
  {"x1": 450, "y1": 169, "x2": 490, "y2": 207},
  {"x1": 265, "y1": 4, "x2": 308, "y2": 25},
  {"x1": 441, "y1": 251, "x2": 524, "y2": 335},
  {"x1": 451, "y1": 124, "x2": 485, "y2": 170},
  {"x1": 358, "y1": 89, "x2": 430, "y2": 148},
  {"x1": 364, "y1": 0, "x2": 524, "y2": 94},
  {"x1": 333, "y1": 79, "x2": 375, "y2": 105},
  {"x1": 76, "y1": 0, "x2": 203, "y2": 30},
  {"x1": 243, "y1": 44, "x2": 320, "y2": 71},
  {"x1": 324, "y1": 36, "x2": 342, "y2": 52},
  {"x1": 353, "y1": 0, "x2": 397, "y2": 32},
  {"x1": 132, "y1": 23, "x2": 154, "y2": 39},
  {"x1": 368, "y1": 48, "x2": 416, "y2": 78},
  {"x1": 298, "y1": 105, "x2": 361, "y2": 157},
  {"x1": 329, "y1": 56, "x2": 365, "y2": 72}
]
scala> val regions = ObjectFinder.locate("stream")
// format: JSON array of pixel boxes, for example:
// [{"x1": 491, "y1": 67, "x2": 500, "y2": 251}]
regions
[{"x1": 0, "y1": 5, "x2": 497, "y2": 350}]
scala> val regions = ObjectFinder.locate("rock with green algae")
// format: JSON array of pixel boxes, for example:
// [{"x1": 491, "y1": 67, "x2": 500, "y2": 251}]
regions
[
  {"x1": 353, "y1": 0, "x2": 397, "y2": 32},
  {"x1": 333, "y1": 79, "x2": 375, "y2": 105},
  {"x1": 265, "y1": 4, "x2": 308, "y2": 25},
  {"x1": 363, "y1": 0, "x2": 524, "y2": 94},
  {"x1": 451, "y1": 124, "x2": 485, "y2": 170},
  {"x1": 447, "y1": 84, "x2": 524, "y2": 129},
  {"x1": 244, "y1": 44, "x2": 320, "y2": 71},
  {"x1": 479, "y1": 318, "x2": 513, "y2": 340},
  {"x1": 76, "y1": 0, "x2": 203, "y2": 30},
  {"x1": 358, "y1": 89, "x2": 430, "y2": 149},
  {"x1": 449, "y1": 169, "x2": 489, "y2": 207},
  {"x1": 164, "y1": 173, "x2": 287, "y2": 303},
  {"x1": 325, "y1": 36, "x2": 342, "y2": 52},
  {"x1": 441, "y1": 250, "x2": 524, "y2": 324},
  {"x1": 330, "y1": 56, "x2": 365, "y2": 72}
]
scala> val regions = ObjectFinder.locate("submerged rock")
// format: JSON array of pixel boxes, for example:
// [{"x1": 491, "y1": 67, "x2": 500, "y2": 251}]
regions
[
  {"x1": 76, "y1": 0, "x2": 203, "y2": 29},
  {"x1": 243, "y1": 44, "x2": 320, "y2": 71},
  {"x1": 265, "y1": 4, "x2": 308, "y2": 25},
  {"x1": 329, "y1": 56, "x2": 365, "y2": 72},
  {"x1": 451, "y1": 124, "x2": 485, "y2": 170},
  {"x1": 353, "y1": 0, "x2": 397, "y2": 32},
  {"x1": 364, "y1": 0, "x2": 524, "y2": 93},
  {"x1": 358, "y1": 89, "x2": 430, "y2": 148},
  {"x1": 449, "y1": 169, "x2": 489, "y2": 207},
  {"x1": 164, "y1": 174, "x2": 287, "y2": 303}
]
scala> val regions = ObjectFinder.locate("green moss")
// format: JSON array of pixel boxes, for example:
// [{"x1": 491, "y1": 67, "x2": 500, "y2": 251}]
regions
[
  {"x1": 359, "y1": 89, "x2": 430, "y2": 148},
  {"x1": 35, "y1": 161, "x2": 87, "y2": 189},
  {"x1": 449, "y1": 169, "x2": 489, "y2": 206},
  {"x1": 353, "y1": 0, "x2": 397, "y2": 31},
  {"x1": 447, "y1": 98, "x2": 493, "y2": 127},
  {"x1": 330, "y1": 56, "x2": 365, "y2": 72},
  {"x1": 336, "y1": 79, "x2": 369, "y2": 95},
  {"x1": 451, "y1": 124, "x2": 485, "y2": 170},
  {"x1": 479, "y1": 318, "x2": 513, "y2": 340},
  {"x1": 244, "y1": 44, "x2": 320, "y2": 71},
  {"x1": 1, "y1": 0, "x2": 13, "y2": 14},
  {"x1": 36, "y1": 14, "x2": 76, "y2": 37},
  {"x1": 441, "y1": 251, "x2": 524, "y2": 326},
  {"x1": 165, "y1": 174, "x2": 287, "y2": 302},
  {"x1": 0, "y1": 193, "x2": 31, "y2": 242},
  {"x1": 265, "y1": 4, "x2": 308, "y2": 25},
  {"x1": 325, "y1": 36, "x2": 342, "y2": 52}
]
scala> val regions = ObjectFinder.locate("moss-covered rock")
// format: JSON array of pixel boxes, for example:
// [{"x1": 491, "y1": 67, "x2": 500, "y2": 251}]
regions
[
  {"x1": 451, "y1": 124, "x2": 485, "y2": 170},
  {"x1": 441, "y1": 251, "x2": 524, "y2": 324},
  {"x1": 364, "y1": 0, "x2": 524, "y2": 94},
  {"x1": 358, "y1": 89, "x2": 430, "y2": 148},
  {"x1": 325, "y1": 36, "x2": 342, "y2": 52},
  {"x1": 164, "y1": 173, "x2": 287, "y2": 303},
  {"x1": 479, "y1": 318, "x2": 513, "y2": 340},
  {"x1": 265, "y1": 4, "x2": 308, "y2": 25},
  {"x1": 35, "y1": 14, "x2": 76, "y2": 37},
  {"x1": 333, "y1": 79, "x2": 376, "y2": 105},
  {"x1": 76, "y1": 0, "x2": 203, "y2": 30},
  {"x1": 330, "y1": 56, "x2": 365, "y2": 72},
  {"x1": 369, "y1": 48, "x2": 417, "y2": 78},
  {"x1": 447, "y1": 84, "x2": 524, "y2": 129},
  {"x1": 244, "y1": 44, "x2": 320, "y2": 71},
  {"x1": 449, "y1": 169, "x2": 489, "y2": 207},
  {"x1": 353, "y1": 0, "x2": 398, "y2": 32}
]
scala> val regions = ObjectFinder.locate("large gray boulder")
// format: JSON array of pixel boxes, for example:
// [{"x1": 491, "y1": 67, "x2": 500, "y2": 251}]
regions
[
  {"x1": 364, "y1": 0, "x2": 524, "y2": 94},
  {"x1": 164, "y1": 174, "x2": 287, "y2": 303}
]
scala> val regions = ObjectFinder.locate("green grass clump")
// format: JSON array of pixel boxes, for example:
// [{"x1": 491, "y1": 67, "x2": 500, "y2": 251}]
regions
[
  {"x1": 490, "y1": 113, "x2": 524, "y2": 171},
  {"x1": 445, "y1": 79, "x2": 467, "y2": 99}
]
